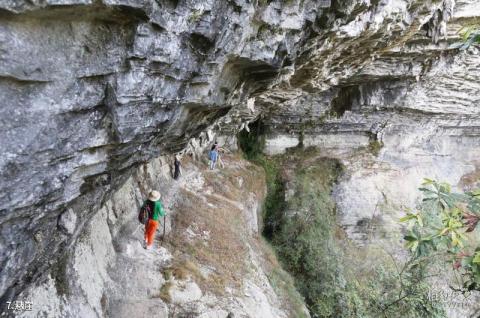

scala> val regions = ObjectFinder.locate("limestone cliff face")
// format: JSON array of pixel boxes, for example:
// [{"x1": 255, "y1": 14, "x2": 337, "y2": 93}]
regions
[
  {"x1": 13, "y1": 156, "x2": 308, "y2": 318},
  {"x1": 259, "y1": 0, "x2": 480, "y2": 248},
  {"x1": 1, "y1": 0, "x2": 480, "y2": 316},
  {"x1": 0, "y1": 0, "x2": 323, "y2": 302}
]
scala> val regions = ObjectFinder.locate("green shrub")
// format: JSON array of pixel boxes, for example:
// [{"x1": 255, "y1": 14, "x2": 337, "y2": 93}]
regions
[
  {"x1": 400, "y1": 179, "x2": 480, "y2": 292},
  {"x1": 368, "y1": 140, "x2": 383, "y2": 156},
  {"x1": 237, "y1": 123, "x2": 287, "y2": 238},
  {"x1": 237, "y1": 122, "x2": 265, "y2": 161},
  {"x1": 187, "y1": 9, "x2": 203, "y2": 23},
  {"x1": 238, "y1": 128, "x2": 446, "y2": 317},
  {"x1": 453, "y1": 25, "x2": 480, "y2": 50},
  {"x1": 272, "y1": 162, "x2": 446, "y2": 318}
]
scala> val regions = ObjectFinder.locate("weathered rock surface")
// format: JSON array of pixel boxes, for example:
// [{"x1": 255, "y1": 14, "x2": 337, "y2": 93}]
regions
[
  {"x1": 1, "y1": 0, "x2": 480, "y2": 316},
  {"x1": 258, "y1": 0, "x2": 480, "y2": 249},
  {"x1": 0, "y1": 0, "x2": 326, "y2": 305},
  {"x1": 12, "y1": 156, "x2": 306, "y2": 318},
  {"x1": 255, "y1": 1, "x2": 480, "y2": 316}
]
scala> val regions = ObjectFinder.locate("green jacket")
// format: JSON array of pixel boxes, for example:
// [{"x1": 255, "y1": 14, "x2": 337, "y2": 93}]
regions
[{"x1": 144, "y1": 200, "x2": 166, "y2": 221}]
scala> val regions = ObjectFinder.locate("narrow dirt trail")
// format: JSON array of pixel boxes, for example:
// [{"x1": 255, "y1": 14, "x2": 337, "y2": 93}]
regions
[{"x1": 102, "y1": 155, "x2": 295, "y2": 318}]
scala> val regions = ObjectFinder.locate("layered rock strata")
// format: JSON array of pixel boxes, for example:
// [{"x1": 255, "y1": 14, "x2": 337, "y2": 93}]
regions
[{"x1": 1, "y1": 0, "x2": 480, "y2": 316}]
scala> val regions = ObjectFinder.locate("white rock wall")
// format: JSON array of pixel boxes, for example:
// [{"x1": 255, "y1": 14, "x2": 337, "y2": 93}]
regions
[{"x1": 14, "y1": 156, "x2": 304, "y2": 318}]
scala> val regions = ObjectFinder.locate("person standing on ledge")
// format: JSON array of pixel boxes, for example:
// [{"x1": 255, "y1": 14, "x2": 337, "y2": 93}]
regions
[
  {"x1": 143, "y1": 190, "x2": 165, "y2": 250},
  {"x1": 214, "y1": 142, "x2": 227, "y2": 168},
  {"x1": 209, "y1": 144, "x2": 218, "y2": 170},
  {"x1": 173, "y1": 154, "x2": 182, "y2": 180}
]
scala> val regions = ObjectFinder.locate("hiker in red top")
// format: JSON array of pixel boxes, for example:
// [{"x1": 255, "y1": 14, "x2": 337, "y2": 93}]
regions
[{"x1": 141, "y1": 190, "x2": 166, "y2": 250}]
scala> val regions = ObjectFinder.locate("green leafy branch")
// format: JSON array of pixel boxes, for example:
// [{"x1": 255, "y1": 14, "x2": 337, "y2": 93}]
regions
[
  {"x1": 451, "y1": 25, "x2": 480, "y2": 50},
  {"x1": 400, "y1": 179, "x2": 480, "y2": 291}
]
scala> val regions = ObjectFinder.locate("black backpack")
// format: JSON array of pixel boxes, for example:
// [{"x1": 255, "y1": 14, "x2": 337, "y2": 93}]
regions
[{"x1": 138, "y1": 201, "x2": 153, "y2": 224}]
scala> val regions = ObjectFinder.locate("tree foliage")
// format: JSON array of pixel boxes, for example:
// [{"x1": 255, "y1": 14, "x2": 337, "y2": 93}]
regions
[
  {"x1": 400, "y1": 179, "x2": 480, "y2": 291},
  {"x1": 238, "y1": 130, "x2": 447, "y2": 317},
  {"x1": 262, "y1": 157, "x2": 445, "y2": 318},
  {"x1": 452, "y1": 26, "x2": 480, "y2": 50}
]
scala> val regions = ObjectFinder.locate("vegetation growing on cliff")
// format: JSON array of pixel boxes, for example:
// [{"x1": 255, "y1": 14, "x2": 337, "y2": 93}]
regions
[
  {"x1": 237, "y1": 121, "x2": 286, "y2": 238},
  {"x1": 238, "y1": 129, "x2": 446, "y2": 317},
  {"x1": 456, "y1": 25, "x2": 480, "y2": 49},
  {"x1": 269, "y1": 155, "x2": 445, "y2": 318},
  {"x1": 400, "y1": 179, "x2": 480, "y2": 292}
]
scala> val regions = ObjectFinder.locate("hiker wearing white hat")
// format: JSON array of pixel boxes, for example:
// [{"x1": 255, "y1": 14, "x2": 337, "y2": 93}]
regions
[
  {"x1": 148, "y1": 190, "x2": 161, "y2": 201},
  {"x1": 142, "y1": 190, "x2": 165, "y2": 249}
]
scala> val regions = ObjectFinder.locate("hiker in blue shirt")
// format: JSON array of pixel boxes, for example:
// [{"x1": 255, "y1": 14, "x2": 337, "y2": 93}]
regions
[{"x1": 209, "y1": 144, "x2": 218, "y2": 170}]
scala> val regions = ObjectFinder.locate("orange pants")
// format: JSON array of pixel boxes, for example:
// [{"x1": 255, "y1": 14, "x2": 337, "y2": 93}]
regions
[{"x1": 145, "y1": 219, "x2": 159, "y2": 247}]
